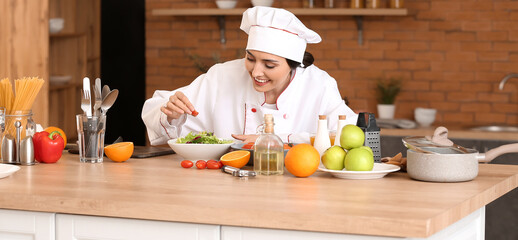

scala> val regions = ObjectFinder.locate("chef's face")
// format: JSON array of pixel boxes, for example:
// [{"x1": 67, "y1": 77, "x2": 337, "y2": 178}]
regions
[{"x1": 245, "y1": 50, "x2": 292, "y2": 95}]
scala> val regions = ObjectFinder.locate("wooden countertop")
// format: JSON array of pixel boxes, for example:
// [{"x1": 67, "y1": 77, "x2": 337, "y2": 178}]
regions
[
  {"x1": 381, "y1": 127, "x2": 518, "y2": 141},
  {"x1": 1, "y1": 153, "x2": 518, "y2": 238}
]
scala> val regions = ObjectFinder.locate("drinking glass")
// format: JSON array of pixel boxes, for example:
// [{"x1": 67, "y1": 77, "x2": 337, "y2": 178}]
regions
[{"x1": 76, "y1": 114, "x2": 106, "y2": 163}]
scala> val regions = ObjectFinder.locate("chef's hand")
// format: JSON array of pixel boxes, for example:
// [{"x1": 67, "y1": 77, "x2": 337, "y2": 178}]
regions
[
  {"x1": 161, "y1": 91, "x2": 195, "y2": 122},
  {"x1": 232, "y1": 134, "x2": 258, "y2": 143}
]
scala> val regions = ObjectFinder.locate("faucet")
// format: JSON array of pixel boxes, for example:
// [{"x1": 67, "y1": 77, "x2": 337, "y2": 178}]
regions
[{"x1": 499, "y1": 73, "x2": 518, "y2": 90}]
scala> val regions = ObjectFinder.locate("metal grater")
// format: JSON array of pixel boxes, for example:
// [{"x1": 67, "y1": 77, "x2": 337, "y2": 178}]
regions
[{"x1": 356, "y1": 112, "x2": 381, "y2": 162}]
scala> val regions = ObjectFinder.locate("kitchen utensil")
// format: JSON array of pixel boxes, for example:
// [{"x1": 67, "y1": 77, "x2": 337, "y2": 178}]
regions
[
  {"x1": 19, "y1": 136, "x2": 35, "y2": 165},
  {"x1": 15, "y1": 121, "x2": 21, "y2": 164},
  {"x1": 403, "y1": 127, "x2": 469, "y2": 155},
  {"x1": 82, "y1": 77, "x2": 92, "y2": 117},
  {"x1": 102, "y1": 85, "x2": 110, "y2": 101},
  {"x1": 356, "y1": 112, "x2": 381, "y2": 162},
  {"x1": 221, "y1": 165, "x2": 256, "y2": 177},
  {"x1": 93, "y1": 78, "x2": 102, "y2": 116},
  {"x1": 1, "y1": 135, "x2": 15, "y2": 164},
  {"x1": 407, "y1": 143, "x2": 518, "y2": 182},
  {"x1": 404, "y1": 126, "x2": 518, "y2": 182},
  {"x1": 100, "y1": 89, "x2": 118, "y2": 115}
]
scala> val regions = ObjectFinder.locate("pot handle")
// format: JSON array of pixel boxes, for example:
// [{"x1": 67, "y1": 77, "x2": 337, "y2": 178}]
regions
[{"x1": 479, "y1": 143, "x2": 518, "y2": 163}]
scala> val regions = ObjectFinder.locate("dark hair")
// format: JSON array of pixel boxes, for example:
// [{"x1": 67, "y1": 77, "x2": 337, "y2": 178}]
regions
[{"x1": 287, "y1": 51, "x2": 315, "y2": 70}]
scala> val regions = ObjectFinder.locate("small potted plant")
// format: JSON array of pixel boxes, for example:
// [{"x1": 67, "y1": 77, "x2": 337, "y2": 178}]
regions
[{"x1": 376, "y1": 77, "x2": 401, "y2": 119}]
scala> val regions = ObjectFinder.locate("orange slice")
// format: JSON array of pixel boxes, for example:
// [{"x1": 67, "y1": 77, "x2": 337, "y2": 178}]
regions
[
  {"x1": 104, "y1": 142, "x2": 134, "y2": 162},
  {"x1": 220, "y1": 150, "x2": 250, "y2": 168}
]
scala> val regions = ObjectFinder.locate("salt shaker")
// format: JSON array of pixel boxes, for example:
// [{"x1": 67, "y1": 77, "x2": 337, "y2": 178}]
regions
[{"x1": 313, "y1": 115, "x2": 331, "y2": 157}]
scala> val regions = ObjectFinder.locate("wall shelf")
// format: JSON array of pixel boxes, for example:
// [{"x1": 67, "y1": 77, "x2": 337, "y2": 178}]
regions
[
  {"x1": 151, "y1": 8, "x2": 408, "y2": 45},
  {"x1": 151, "y1": 8, "x2": 408, "y2": 16}
]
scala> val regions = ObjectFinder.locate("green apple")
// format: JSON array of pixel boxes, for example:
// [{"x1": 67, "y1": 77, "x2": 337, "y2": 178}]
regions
[
  {"x1": 359, "y1": 146, "x2": 373, "y2": 156},
  {"x1": 340, "y1": 125, "x2": 365, "y2": 150},
  {"x1": 344, "y1": 148, "x2": 374, "y2": 171},
  {"x1": 322, "y1": 145, "x2": 347, "y2": 170}
]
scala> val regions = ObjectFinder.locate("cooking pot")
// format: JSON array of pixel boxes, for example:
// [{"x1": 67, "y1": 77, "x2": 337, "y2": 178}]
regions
[{"x1": 404, "y1": 127, "x2": 518, "y2": 182}]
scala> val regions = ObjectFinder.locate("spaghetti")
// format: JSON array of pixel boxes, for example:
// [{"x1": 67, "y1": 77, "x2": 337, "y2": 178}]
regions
[{"x1": 0, "y1": 77, "x2": 45, "y2": 144}]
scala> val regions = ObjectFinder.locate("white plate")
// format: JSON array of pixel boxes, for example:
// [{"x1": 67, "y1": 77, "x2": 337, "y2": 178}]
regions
[
  {"x1": 0, "y1": 164, "x2": 21, "y2": 179},
  {"x1": 319, "y1": 163, "x2": 400, "y2": 180}
]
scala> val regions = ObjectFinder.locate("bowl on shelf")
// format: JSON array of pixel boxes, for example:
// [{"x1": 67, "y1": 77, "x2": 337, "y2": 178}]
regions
[
  {"x1": 49, "y1": 75, "x2": 72, "y2": 85},
  {"x1": 251, "y1": 0, "x2": 274, "y2": 7},
  {"x1": 167, "y1": 138, "x2": 234, "y2": 161},
  {"x1": 414, "y1": 107, "x2": 436, "y2": 127},
  {"x1": 49, "y1": 18, "x2": 64, "y2": 34},
  {"x1": 215, "y1": 0, "x2": 237, "y2": 9}
]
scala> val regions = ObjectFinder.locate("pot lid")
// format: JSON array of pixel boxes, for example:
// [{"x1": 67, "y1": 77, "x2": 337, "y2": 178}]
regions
[{"x1": 402, "y1": 127, "x2": 475, "y2": 154}]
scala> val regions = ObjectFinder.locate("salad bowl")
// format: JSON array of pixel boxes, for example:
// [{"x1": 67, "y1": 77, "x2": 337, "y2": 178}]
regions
[{"x1": 167, "y1": 132, "x2": 233, "y2": 161}]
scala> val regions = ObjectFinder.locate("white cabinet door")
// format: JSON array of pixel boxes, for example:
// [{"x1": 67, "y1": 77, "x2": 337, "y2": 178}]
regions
[
  {"x1": 56, "y1": 214, "x2": 220, "y2": 240},
  {"x1": 0, "y1": 209, "x2": 55, "y2": 240}
]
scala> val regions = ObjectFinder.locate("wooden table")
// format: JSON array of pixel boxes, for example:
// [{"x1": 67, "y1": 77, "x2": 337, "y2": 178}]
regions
[{"x1": 1, "y1": 153, "x2": 518, "y2": 239}]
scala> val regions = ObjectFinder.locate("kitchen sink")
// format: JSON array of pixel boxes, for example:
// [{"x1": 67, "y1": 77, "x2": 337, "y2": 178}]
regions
[{"x1": 470, "y1": 125, "x2": 518, "y2": 132}]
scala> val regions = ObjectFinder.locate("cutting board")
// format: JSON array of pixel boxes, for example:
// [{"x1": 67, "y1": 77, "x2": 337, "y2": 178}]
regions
[{"x1": 66, "y1": 144, "x2": 174, "y2": 158}]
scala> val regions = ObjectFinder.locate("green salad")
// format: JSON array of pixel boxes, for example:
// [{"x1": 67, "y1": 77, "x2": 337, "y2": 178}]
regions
[{"x1": 176, "y1": 131, "x2": 232, "y2": 144}]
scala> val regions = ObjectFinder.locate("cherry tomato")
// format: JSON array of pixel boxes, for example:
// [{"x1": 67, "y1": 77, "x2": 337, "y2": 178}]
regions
[
  {"x1": 207, "y1": 161, "x2": 220, "y2": 169},
  {"x1": 207, "y1": 159, "x2": 217, "y2": 165},
  {"x1": 192, "y1": 110, "x2": 199, "y2": 117},
  {"x1": 181, "y1": 160, "x2": 193, "y2": 168},
  {"x1": 196, "y1": 160, "x2": 207, "y2": 169},
  {"x1": 217, "y1": 160, "x2": 224, "y2": 168}
]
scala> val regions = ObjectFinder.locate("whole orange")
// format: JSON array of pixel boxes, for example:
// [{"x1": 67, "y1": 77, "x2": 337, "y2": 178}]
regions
[
  {"x1": 44, "y1": 126, "x2": 67, "y2": 147},
  {"x1": 285, "y1": 144, "x2": 320, "y2": 177},
  {"x1": 104, "y1": 142, "x2": 134, "y2": 162}
]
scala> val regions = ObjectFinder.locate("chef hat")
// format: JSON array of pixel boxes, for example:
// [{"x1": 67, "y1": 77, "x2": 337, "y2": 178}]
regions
[{"x1": 240, "y1": 6, "x2": 322, "y2": 63}]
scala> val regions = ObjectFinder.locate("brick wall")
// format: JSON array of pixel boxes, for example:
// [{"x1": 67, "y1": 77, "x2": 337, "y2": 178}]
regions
[{"x1": 146, "y1": 0, "x2": 518, "y2": 128}]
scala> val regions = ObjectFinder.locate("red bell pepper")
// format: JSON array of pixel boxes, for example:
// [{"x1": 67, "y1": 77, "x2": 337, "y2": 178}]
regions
[{"x1": 33, "y1": 130, "x2": 65, "y2": 163}]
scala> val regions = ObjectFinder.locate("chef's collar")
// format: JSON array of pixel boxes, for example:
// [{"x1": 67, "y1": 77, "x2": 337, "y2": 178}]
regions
[{"x1": 240, "y1": 6, "x2": 321, "y2": 63}]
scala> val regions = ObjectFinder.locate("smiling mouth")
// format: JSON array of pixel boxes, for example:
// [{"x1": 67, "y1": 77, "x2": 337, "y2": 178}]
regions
[{"x1": 254, "y1": 77, "x2": 269, "y2": 83}]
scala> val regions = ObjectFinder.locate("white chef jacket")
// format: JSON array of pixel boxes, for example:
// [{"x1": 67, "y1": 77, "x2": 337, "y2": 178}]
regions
[{"x1": 142, "y1": 59, "x2": 358, "y2": 145}]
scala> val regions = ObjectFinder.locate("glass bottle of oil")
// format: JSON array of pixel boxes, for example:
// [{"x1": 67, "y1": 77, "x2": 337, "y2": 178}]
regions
[{"x1": 254, "y1": 114, "x2": 284, "y2": 175}]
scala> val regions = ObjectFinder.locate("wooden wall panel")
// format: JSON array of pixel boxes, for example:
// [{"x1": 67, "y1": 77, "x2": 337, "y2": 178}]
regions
[{"x1": 0, "y1": 0, "x2": 49, "y2": 127}]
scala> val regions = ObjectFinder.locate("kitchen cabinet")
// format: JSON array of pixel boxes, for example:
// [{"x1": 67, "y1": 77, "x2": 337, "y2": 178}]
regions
[
  {"x1": 56, "y1": 214, "x2": 219, "y2": 240},
  {"x1": 0, "y1": 209, "x2": 55, "y2": 240},
  {"x1": 49, "y1": 0, "x2": 100, "y2": 140},
  {"x1": 0, "y1": 207, "x2": 484, "y2": 240}
]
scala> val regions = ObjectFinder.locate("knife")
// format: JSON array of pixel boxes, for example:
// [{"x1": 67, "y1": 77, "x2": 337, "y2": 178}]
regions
[
  {"x1": 83, "y1": 77, "x2": 92, "y2": 117},
  {"x1": 93, "y1": 78, "x2": 102, "y2": 116}
]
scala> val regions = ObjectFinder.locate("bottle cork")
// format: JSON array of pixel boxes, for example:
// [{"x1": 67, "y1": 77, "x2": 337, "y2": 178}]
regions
[
  {"x1": 339, "y1": 115, "x2": 346, "y2": 120},
  {"x1": 319, "y1": 115, "x2": 326, "y2": 120}
]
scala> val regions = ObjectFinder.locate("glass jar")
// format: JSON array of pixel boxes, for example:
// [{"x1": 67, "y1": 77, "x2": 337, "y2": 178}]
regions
[
  {"x1": 366, "y1": 0, "x2": 382, "y2": 8},
  {"x1": 350, "y1": 0, "x2": 364, "y2": 9},
  {"x1": 2, "y1": 110, "x2": 35, "y2": 140},
  {"x1": 0, "y1": 110, "x2": 35, "y2": 162},
  {"x1": 303, "y1": 0, "x2": 314, "y2": 8},
  {"x1": 390, "y1": 0, "x2": 404, "y2": 8},
  {"x1": 325, "y1": 0, "x2": 334, "y2": 8}
]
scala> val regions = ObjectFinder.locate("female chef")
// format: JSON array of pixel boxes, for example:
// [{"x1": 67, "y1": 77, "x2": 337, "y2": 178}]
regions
[{"x1": 142, "y1": 6, "x2": 358, "y2": 145}]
